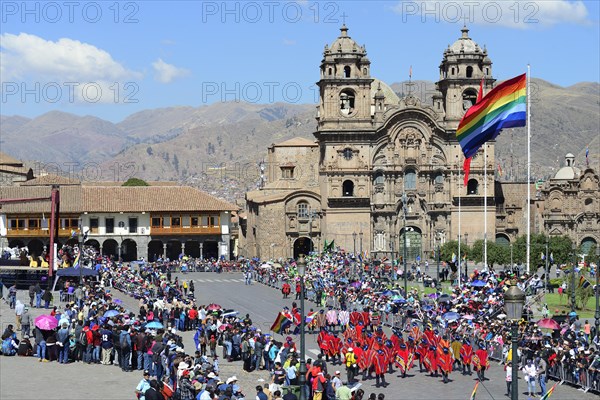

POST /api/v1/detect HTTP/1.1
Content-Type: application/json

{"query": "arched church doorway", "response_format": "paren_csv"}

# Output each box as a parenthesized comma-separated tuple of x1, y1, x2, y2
(293, 237, 313, 259)
(400, 227, 422, 262)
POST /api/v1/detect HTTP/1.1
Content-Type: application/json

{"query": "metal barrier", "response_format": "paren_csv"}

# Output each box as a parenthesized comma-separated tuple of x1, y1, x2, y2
(548, 360, 598, 393)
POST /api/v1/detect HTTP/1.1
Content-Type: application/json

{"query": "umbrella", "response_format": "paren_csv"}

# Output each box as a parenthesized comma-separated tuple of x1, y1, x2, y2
(113, 299, 123, 305)
(442, 312, 460, 321)
(471, 280, 486, 287)
(145, 321, 164, 329)
(497, 313, 507, 319)
(568, 311, 577, 317)
(207, 303, 222, 311)
(104, 310, 120, 318)
(35, 315, 58, 330)
(218, 324, 232, 332)
(462, 314, 475, 320)
(537, 318, 560, 330)
(221, 310, 239, 318)
(428, 293, 439, 299)
(438, 294, 452, 303)
(58, 318, 70, 327)
(350, 282, 361, 289)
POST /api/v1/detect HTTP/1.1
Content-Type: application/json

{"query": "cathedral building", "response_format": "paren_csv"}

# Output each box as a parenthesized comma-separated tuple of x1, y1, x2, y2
(241, 26, 599, 260)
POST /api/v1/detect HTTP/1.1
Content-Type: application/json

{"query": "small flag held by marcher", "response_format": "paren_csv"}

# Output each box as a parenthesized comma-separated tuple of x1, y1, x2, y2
(270, 312, 292, 334)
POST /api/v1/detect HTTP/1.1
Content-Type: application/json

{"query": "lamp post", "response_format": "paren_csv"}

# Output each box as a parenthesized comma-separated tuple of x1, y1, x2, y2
(359, 231, 363, 256)
(571, 243, 577, 312)
(353, 232, 357, 255)
(595, 246, 600, 338)
(297, 254, 307, 400)
(505, 283, 526, 400)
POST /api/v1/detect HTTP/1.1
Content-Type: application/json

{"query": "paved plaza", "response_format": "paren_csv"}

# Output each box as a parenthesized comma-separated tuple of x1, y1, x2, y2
(1, 271, 596, 400)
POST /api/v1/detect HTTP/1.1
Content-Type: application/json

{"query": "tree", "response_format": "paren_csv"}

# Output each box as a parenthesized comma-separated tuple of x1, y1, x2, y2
(470, 239, 484, 264)
(488, 242, 510, 268)
(122, 178, 149, 187)
(549, 235, 575, 266)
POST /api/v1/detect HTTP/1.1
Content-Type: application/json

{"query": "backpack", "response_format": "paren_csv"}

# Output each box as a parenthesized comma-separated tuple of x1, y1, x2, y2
(79, 330, 88, 345)
(120, 333, 129, 349)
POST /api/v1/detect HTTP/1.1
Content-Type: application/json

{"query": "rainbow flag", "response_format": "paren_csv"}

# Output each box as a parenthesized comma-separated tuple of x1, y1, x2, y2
(539, 383, 557, 400)
(270, 312, 292, 334)
(73, 253, 81, 269)
(457, 74, 527, 158)
(470, 381, 479, 400)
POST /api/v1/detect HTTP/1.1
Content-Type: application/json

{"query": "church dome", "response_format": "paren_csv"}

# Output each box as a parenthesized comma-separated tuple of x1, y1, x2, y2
(370, 78, 400, 104)
(448, 25, 481, 54)
(553, 153, 580, 180)
(328, 25, 365, 55)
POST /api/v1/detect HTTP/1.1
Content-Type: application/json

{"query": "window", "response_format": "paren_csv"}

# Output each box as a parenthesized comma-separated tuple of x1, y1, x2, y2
(404, 169, 416, 190)
(342, 180, 354, 197)
(106, 218, 115, 233)
(191, 216, 199, 227)
(90, 218, 99, 233)
(344, 66, 351, 78)
(172, 216, 181, 227)
(339, 90, 355, 115)
(297, 202, 309, 218)
(129, 217, 138, 234)
(208, 216, 218, 227)
(434, 173, 444, 184)
(343, 148, 353, 160)
(151, 217, 162, 228)
(10, 218, 25, 230)
(62, 218, 78, 229)
(462, 89, 478, 111)
(451, 67, 455, 75)
(328, 67, 332, 76)
(374, 171, 384, 186)
(281, 167, 294, 179)
(467, 179, 479, 195)
(466, 66, 473, 78)
(28, 219, 39, 229)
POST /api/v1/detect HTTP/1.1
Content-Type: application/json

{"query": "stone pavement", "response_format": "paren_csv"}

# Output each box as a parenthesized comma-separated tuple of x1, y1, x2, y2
(1, 271, 596, 400)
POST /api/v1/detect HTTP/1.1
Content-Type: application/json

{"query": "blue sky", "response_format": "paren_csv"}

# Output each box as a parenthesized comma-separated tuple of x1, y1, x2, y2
(1, 0, 598, 122)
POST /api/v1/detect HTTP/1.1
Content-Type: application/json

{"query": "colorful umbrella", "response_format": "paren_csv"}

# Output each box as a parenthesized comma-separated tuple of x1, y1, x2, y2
(218, 323, 232, 332)
(207, 303, 222, 311)
(104, 310, 120, 318)
(113, 299, 123, 305)
(462, 314, 475, 320)
(35, 315, 58, 330)
(471, 280, 486, 287)
(145, 321, 164, 329)
(536, 318, 560, 330)
(442, 312, 460, 321)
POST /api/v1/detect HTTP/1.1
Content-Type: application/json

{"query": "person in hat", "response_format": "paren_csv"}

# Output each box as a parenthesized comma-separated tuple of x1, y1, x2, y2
(344, 347, 357, 383)
(438, 346, 453, 383)
(473, 343, 489, 381)
(135, 370, 151, 400)
(460, 338, 473, 376)
(178, 370, 196, 400)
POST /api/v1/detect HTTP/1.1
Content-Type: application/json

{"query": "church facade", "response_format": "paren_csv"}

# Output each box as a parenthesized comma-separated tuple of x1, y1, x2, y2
(241, 26, 599, 261)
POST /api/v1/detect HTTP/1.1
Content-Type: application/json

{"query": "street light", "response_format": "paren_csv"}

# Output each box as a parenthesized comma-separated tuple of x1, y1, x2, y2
(544, 239, 549, 292)
(571, 243, 577, 312)
(353, 232, 357, 255)
(402, 192, 408, 298)
(510, 243, 513, 273)
(505, 283, 526, 400)
(359, 231, 363, 256)
(297, 254, 307, 400)
(435, 236, 441, 290)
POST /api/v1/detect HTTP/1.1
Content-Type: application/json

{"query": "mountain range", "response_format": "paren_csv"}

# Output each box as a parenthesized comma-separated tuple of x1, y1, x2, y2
(1, 78, 598, 202)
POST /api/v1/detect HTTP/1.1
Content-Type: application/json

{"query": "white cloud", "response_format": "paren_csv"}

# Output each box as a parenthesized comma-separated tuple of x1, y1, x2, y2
(0, 33, 142, 104)
(152, 58, 190, 84)
(0, 33, 141, 82)
(392, 0, 591, 29)
(282, 39, 297, 46)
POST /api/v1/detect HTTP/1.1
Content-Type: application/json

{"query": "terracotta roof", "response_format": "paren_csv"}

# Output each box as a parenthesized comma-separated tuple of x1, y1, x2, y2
(0, 152, 23, 166)
(0, 185, 238, 214)
(81, 181, 179, 186)
(21, 174, 81, 186)
(0, 186, 82, 213)
(273, 137, 318, 147)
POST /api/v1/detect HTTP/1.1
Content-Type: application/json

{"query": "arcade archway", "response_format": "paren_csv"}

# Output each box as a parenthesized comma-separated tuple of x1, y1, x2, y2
(293, 237, 313, 259)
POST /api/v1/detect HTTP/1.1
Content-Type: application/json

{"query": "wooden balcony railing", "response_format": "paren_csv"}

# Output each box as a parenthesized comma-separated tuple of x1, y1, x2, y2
(6, 228, 80, 237)
(150, 226, 221, 235)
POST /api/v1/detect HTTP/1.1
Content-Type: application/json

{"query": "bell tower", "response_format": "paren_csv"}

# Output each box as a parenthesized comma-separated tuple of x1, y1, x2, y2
(316, 25, 374, 131)
(435, 26, 495, 130)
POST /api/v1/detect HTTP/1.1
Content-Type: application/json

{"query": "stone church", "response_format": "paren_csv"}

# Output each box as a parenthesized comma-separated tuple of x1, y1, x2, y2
(241, 25, 599, 261)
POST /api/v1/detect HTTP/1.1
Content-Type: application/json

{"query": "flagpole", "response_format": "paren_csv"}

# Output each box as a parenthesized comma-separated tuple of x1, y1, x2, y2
(458, 168, 461, 288)
(484, 145, 488, 272)
(526, 64, 531, 274)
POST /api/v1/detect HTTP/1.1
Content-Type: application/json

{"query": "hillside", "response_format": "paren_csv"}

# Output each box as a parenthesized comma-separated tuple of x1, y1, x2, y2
(1, 79, 597, 202)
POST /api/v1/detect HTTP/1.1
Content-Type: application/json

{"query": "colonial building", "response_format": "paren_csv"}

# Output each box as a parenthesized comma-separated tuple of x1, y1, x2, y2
(0, 178, 238, 261)
(243, 25, 499, 260)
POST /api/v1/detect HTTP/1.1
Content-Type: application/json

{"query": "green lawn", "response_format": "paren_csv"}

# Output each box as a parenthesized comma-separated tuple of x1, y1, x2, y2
(543, 292, 596, 319)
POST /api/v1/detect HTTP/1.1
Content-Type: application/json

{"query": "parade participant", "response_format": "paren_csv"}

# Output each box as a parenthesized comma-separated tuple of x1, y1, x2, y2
(417, 338, 429, 373)
(282, 282, 291, 299)
(317, 328, 331, 361)
(450, 336, 462, 371)
(394, 342, 413, 378)
(373, 349, 388, 388)
(473, 342, 489, 381)
(426, 344, 439, 377)
(460, 338, 473, 375)
(326, 307, 338, 334)
(438, 346, 453, 383)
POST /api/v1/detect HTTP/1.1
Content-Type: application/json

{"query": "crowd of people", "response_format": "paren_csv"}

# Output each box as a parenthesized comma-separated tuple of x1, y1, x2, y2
(247, 252, 599, 397)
